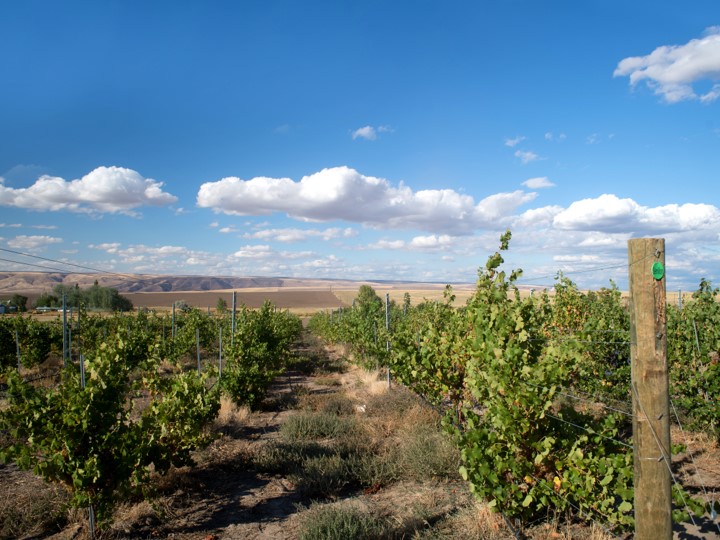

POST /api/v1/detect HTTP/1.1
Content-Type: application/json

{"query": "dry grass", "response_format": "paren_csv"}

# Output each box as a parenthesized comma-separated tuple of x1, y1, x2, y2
(339, 367, 391, 401)
(0, 471, 69, 539)
(213, 396, 251, 433)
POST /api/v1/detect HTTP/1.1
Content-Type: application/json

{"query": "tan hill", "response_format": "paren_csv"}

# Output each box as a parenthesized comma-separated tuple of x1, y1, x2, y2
(0, 271, 472, 296)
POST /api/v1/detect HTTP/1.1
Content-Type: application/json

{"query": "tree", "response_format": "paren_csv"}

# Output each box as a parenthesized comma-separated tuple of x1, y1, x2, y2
(34, 292, 59, 308)
(9, 294, 28, 312)
(216, 297, 228, 313)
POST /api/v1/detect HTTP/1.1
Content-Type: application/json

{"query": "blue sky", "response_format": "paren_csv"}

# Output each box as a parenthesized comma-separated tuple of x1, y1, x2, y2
(1, 1, 719, 291)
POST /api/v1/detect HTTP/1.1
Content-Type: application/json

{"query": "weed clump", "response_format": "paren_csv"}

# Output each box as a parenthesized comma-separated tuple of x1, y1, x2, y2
(297, 502, 387, 540)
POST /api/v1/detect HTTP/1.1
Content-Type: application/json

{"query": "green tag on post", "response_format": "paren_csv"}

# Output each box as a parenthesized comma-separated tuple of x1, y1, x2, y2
(652, 262, 665, 280)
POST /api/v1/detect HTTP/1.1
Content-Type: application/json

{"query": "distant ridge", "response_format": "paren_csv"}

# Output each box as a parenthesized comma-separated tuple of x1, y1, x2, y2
(0, 271, 472, 296)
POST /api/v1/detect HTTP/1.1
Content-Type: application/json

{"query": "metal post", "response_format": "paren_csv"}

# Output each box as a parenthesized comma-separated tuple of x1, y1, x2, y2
(62, 294, 68, 367)
(218, 326, 223, 381)
(196, 327, 201, 375)
(628, 238, 671, 540)
(231, 291, 237, 348)
(15, 328, 21, 371)
(385, 293, 390, 388)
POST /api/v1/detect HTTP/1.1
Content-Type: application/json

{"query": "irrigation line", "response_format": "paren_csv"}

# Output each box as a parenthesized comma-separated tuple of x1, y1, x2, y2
(631, 383, 699, 529)
(670, 397, 720, 534)
(545, 413, 633, 449)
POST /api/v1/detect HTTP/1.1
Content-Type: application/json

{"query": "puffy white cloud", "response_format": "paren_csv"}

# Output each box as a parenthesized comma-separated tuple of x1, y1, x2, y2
(352, 126, 377, 140)
(522, 177, 555, 189)
(505, 135, 526, 147)
(7, 235, 62, 250)
(409, 234, 456, 250)
(0, 166, 177, 215)
(514, 205, 564, 228)
(197, 166, 536, 235)
(614, 27, 720, 103)
(553, 194, 720, 234)
(352, 125, 392, 141)
(514, 150, 542, 164)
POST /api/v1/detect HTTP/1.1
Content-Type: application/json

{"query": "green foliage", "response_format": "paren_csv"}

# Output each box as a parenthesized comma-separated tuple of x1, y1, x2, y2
(220, 302, 302, 409)
(449, 232, 635, 526)
(0, 335, 219, 525)
(298, 503, 387, 540)
(309, 231, 710, 531)
(1, 293, 29, 312)
(667, 279, 720, 439)
(36, 283, 133, 311)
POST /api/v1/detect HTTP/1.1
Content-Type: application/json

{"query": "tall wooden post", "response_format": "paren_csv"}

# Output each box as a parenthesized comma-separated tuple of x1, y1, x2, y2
(628, 238, 671, 540)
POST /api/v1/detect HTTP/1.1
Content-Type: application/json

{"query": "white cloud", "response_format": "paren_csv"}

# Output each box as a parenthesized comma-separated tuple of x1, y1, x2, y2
(89, 242, 121, 253)
(544, 132, 567, 142)
(244, 227, 356, 243)
(0, 223, 22, 228)
(514, 150, 542, 164)
(553, 194, 720, 234)
(196, 166, 536, 235)
(367, 239, 406, 250)
(352, 126, 374, 140)
(0, 166, 177, 215)
(505, 135, 526, 147)
(614, 27, 720, 103)
(553, 254, 602, 263)
(522, 177, 555, 189)
(352, 125, 393, 140)
(514, 205, 564, 228)
(233, 245, 273, 259)
(409, 234, 456, 250)
(577, 232, 632, 248)
(7, 235, 62, 250)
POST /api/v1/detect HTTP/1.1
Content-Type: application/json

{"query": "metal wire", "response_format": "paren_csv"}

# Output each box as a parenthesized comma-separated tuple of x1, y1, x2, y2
(631, 383, 699, 528)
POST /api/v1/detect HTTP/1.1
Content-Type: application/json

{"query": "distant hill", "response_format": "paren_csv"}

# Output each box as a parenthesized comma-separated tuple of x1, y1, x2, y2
(0, 272, 466, 296)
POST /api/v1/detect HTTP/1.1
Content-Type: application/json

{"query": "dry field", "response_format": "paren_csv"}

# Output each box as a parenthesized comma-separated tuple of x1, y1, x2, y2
(123, 284, 481, 315)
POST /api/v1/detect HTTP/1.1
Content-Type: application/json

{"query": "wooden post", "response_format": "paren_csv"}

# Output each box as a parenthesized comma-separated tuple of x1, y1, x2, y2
(628, 238, 671, 540)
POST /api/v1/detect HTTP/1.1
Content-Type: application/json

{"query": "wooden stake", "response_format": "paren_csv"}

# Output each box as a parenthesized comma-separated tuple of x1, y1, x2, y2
(628, 238, 671, 540)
